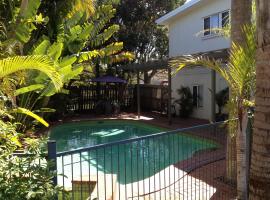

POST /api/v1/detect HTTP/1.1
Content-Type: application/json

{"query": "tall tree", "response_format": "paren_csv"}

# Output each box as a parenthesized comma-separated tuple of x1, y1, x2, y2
(230, 0, 252, 199)
(249, 0, 270, 199)
(114, 0, 185, 83)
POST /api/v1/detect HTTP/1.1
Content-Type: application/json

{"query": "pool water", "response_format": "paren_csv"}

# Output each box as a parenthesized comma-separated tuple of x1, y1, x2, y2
(49, 120, 217, 186)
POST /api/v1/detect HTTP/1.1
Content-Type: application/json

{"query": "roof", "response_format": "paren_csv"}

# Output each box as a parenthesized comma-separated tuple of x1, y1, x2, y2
(120, 49, 228, 72)
(156, 0, 203, 25)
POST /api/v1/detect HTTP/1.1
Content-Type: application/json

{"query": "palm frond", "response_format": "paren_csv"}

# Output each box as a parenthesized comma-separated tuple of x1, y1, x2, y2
(0, 55, 62, 90)
(38, 65, 83, 97)
(102, 52, 135, 65)
(69, 0, 95, 18)
(78, 50, 100, 62)
(11, 107, 49, 127)
(170, 55, 231, 85)
(88, 24, 120, 47)
(15, 84, 45, 96)
(229, 25, 256, 98)
(77, 42, 130, 63)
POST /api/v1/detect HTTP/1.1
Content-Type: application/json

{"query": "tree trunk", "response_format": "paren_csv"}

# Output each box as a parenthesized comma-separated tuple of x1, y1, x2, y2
(231, 0, 252, 45)
(226, 135, 237, 183)
(249, 1, 270, 199)
(237, 112, 249, 200)
(229, 1, 252, 198)
(19, 0, 29, 17)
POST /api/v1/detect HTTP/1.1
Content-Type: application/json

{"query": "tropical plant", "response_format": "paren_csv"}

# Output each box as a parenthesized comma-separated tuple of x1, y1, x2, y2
(174, 86, 193, 118)
(0, 7, 61, 127)
(0, 61, 62, 198)
(0, 0, 133, 130)
(0, 1, 134, 199)
(0, 55, 62, 127)
(230, 1, 253, 198)
(215, 87, 229, 121)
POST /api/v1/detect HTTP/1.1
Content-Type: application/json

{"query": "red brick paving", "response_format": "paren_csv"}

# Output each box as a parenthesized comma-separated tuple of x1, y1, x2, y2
(189, 160, 236, 200)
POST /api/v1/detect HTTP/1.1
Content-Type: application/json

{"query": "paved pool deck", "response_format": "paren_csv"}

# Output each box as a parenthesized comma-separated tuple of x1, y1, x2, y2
(84, 160, 235, 200)
(53, 112, 210, 130)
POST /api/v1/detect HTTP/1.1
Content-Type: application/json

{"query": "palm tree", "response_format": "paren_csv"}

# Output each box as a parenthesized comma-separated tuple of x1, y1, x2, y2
(0, 55, 62, 127)
(231, 1, 252, 199)
(170, 25, 256, 199)
(229, 0, 252, 199)
(249, 0, 270, 198)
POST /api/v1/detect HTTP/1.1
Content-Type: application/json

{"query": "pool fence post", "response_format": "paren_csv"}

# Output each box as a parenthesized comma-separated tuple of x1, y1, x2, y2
(137, 70, 141, 119)
(246, 110, 253, 200)
(211, 69, 216, 123)
(48, 140, 58, 199)
(168, 65, 172, 125)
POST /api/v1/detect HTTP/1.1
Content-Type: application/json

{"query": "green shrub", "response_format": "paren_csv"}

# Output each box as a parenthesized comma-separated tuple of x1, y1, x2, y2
(215, 87, 229, 115)
(0, 126, 62, 200)
(174, 86, 193, 118)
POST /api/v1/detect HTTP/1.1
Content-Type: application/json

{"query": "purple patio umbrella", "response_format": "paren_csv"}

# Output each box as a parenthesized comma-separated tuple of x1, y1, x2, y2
(91, 75, 127, 83)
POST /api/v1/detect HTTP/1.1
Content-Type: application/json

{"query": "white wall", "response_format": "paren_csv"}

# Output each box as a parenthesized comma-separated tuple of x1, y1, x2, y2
(172, 67, 227, 120)
(168, 0, 231, 57)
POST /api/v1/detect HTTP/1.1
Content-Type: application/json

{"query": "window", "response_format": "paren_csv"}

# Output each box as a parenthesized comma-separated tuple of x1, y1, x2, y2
(210, 14, 219, 34)
(203, 10, 230, 36)
(204, 17, 210, 36)
(193, 85, 203, 108)
(222, 11, 230, 27)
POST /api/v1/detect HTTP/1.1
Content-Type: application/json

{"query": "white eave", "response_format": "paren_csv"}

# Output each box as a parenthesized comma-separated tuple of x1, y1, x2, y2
(156, 0, 202, 25)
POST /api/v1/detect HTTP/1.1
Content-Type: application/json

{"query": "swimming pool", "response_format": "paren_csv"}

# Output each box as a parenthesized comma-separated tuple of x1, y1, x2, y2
(49, 120, 217, 187)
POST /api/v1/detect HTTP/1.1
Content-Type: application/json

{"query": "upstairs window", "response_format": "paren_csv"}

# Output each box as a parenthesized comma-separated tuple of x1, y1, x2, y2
(203, 10, 230, 36)
(204, 17, 210, 36)
(210, 14, 219, 34)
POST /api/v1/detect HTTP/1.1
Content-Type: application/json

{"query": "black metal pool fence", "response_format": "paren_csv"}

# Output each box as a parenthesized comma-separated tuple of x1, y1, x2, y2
(44, 120, 245, 200)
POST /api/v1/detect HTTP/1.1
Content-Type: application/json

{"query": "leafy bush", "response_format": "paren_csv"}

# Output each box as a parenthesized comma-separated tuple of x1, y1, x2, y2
(0, 126, 61, 200)
(215, 87, 229, 121)
(174, 86, 193, 118)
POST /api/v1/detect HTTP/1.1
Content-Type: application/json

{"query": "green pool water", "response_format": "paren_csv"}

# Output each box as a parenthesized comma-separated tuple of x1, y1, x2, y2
(49, 120, 217, 187)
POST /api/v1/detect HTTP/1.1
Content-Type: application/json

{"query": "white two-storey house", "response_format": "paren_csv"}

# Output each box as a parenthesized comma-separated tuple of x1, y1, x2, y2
(156, 0, 230, 120)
